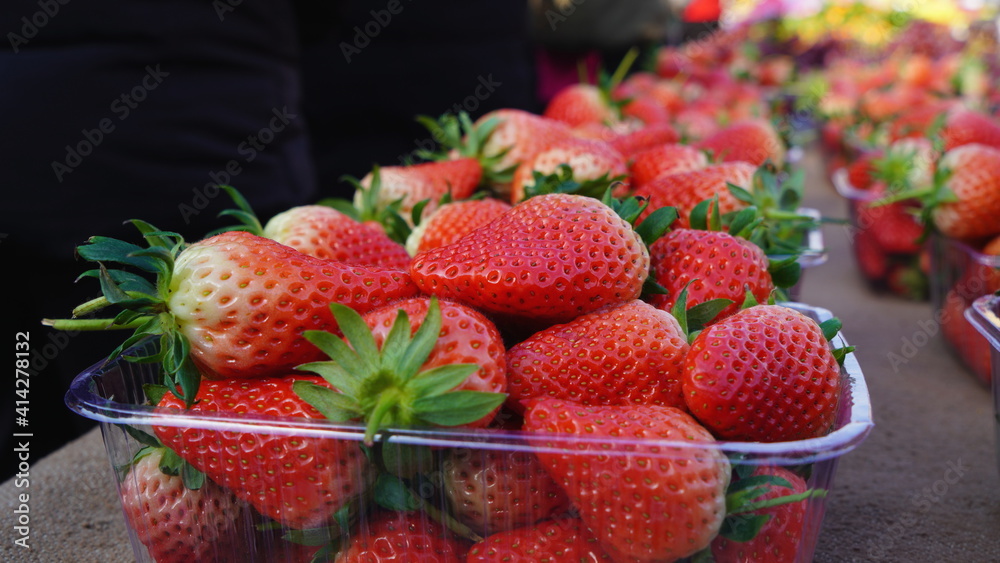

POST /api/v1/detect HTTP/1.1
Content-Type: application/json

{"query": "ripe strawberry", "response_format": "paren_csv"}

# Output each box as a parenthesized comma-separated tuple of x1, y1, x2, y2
(406, 198, 511, 255)
(941, 288, 992, 385)
(851, 224, 889, 281)
(711, 466, 810, 563)
(505, 300, 689, 412)
(522, 399, 731, 562)
(442, 448, 571, 535)
(635, 162, 756, 229)
(608, 122, 680, 158)
(56, 230, 418, 399)
(474, 109, 574, 191)
(845, 151, 884, 191)
(886, 265, 928, 301)
(335, 511, 469, 562)
(929, 144, 1000, 241)
(263, 205, 411, 270)
(121, 448, 245, 563)
(630, 143, 708, 187)
(544, 84, 613, 127)
(696, 119, 786, 167)
(942, 109, 1000, 151)
(648, 229, 774, 323)
(874, 138, 936, 193)
(357, 296, 508, 430)
(620, 95, 670, 126)
(867, 200, 923, 254)
(887, 100, 956, 142)
(466, 519, 610, 562)
(673, 108, 722, 141)
(683, 305, 842, 442)
(509, 139, 628, 203)
(358, 158, 482, 225)
(153, 375, 374, 529)
(410, 193, 650, 326)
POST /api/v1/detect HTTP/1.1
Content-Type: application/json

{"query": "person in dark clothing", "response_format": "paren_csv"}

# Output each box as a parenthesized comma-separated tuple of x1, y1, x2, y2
(0, 1, 321, 482)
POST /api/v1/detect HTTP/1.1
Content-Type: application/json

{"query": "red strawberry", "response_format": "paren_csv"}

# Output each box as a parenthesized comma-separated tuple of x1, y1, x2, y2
(505, 300, 689, 412)
(263, 205, 411, 270)
(544, 84, 613, 127)
(406, 198, 511, 255)
(476, 109, 575, 190)
(885, 265, 928, 301)
(410, 193, 650, 326)
(696, 119, 786, 167)
(868, 201, 923, 254)
(648, 229, 774, 323)
(942, 109, 1000, 151)
(630, 143, 708, 187)
(442, 448, 571, 535)
(167, 231, 418, 379)
(682, 305, 842, 442)
(620, 95, 670, 126)
(358, 296, 507, 430)
(466, 519, 610, 562)
(121, 448, 245, 563)
(941, 288, 993, 384)
(58, 230, 419, 394)
(335, 511, 468, 562)
(930, 144, 1000, 241)
(509, 138, 629, 203)
(887, 100, 957, 142)
(635, 162, 756, 228)
(608, 122, 680, 158)
(845, 150, 885, 191)
(674, 108, 722, 141)
(359, 159, 482, 225)
(522, 399, 731, 562)
(711, 466, 810, 563)
(154, 375, 374, 529)
(851, 223, 889, 282)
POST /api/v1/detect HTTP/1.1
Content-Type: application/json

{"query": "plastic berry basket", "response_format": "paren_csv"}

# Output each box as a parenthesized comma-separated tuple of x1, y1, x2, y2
(67, 303, 872, 563)
(832, 168, 928, 300)
(929, 234, 1000, 386)
(965, 294, 1000, 472)
(781, 207, 828, 302)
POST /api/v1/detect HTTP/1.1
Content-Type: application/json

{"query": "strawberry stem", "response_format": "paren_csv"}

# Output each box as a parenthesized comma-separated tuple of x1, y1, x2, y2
(364, 388, 404, 446)
(42, 317, 149, 331)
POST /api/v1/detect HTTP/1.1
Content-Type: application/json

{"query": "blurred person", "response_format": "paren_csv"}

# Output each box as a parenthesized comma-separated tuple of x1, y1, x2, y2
(0, 0, 327, 481)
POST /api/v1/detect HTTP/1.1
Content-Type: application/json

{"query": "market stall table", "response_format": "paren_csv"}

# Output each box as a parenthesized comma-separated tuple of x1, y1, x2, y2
(2, 147, 998, 562)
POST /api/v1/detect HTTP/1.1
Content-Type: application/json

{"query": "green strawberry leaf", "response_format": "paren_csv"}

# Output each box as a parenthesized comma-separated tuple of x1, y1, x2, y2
(77, 236, 160, 273)
(741, 287, 760, 310)
(297, 360, 361, 399)
(728, 183, 756, 205)
(768, 256, 802, 289)
(819, 318, 843, 343)
(398, 299, 444, 382)
(158, 447, 184, 476)
(373, 473, 421, 512)
(720, 513, 771, 542)
(634, 206, 677, 247)
(832, 346, 856, 365)
(689, 199, 711, 231)
(122, 424, 161, 448)
(329, 303, 381, 374)
(316, 197, 362, 222)
(292, 382, 361, 423)
(76, 269, 157, 297)
(408, 364, 481, 398)
(181, 460, 205, 491)
(726, 207, 761, 240)
(283, 527, 340, 547)
(687, 299, 735, 332)
(303, 330, 368, 392)
(142, 384, 170, 407)
(412, 391, 506, 426)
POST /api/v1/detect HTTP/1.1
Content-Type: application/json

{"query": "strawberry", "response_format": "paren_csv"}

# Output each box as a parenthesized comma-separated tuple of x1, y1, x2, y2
(873, 138, 936, 193)
(941, 288, 993, 384)
(120, 448, 245, 563)
(410, 193, 650, 326)
(522, 399, 731, 562)
(928, 144, 1000, 241)
(942, 109, 1000, 151)
(466, 519, 610, 562)
(262, 205, 412, 270)
(153, 375, 374, 529)
(845, 151, 884, 191)
(50, 230, 418, 399)
(442, 448, 571, 535)
(620, 96, 670, 126)
(544, 84, 613, 128)
(505, 300, 689, 412)
(886, 265, 928, 301)
(683, 305, 842, 442)
(358, 158, 482, 225)
(405, 198, 511, 255)
(630, 143, 708, 187)
(472, 109, 574, 192)
(509, 138, 629, 203)
(711, 466, 810, 563)
(674, 108, 722, 141)
(851, 224, 889, 281)
(696, 119, 786, 167)
(635, 162, 756, 229)
(867, 199, 923, 254)
(648, 229, 775, 323)
(335, 511, 469, 562)
(608, 122, 680, 158)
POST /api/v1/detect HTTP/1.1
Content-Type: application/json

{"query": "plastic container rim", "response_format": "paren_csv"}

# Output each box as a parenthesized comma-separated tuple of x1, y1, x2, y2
(66, 303, 873, 464)
(967, 293, 1000, 350)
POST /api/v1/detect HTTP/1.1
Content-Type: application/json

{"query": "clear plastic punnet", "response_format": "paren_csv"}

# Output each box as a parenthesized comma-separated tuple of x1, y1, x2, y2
(966, 294, 1000, 473)
(67, 303, 872, 563)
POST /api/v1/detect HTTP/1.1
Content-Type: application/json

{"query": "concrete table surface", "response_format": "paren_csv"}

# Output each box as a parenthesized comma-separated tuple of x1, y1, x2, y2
(2, 147, 998, 562)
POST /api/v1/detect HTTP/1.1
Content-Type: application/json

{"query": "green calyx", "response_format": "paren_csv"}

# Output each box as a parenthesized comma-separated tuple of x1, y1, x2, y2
(207, 185, 264, 237)
(600, 190, 678, 298)
(727, 165, 818, 257)
(42, 222, 202, 405)
(121, 420, 205, 490)
(819, 317, 855, 366)
(415, 111, 516, 186)
(294, 297, 506, 446)
(331, 165, 413, 244)
(669, 281, 733, 345)
(522, 164, 626, 202)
